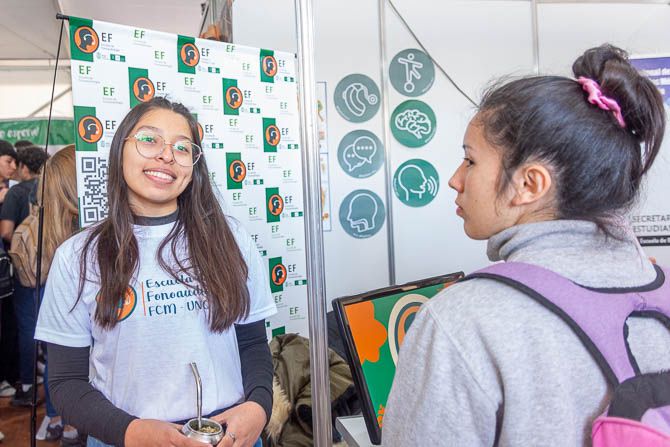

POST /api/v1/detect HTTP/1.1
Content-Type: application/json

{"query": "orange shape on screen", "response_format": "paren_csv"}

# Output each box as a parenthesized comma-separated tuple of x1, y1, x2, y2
(345, 301, 388, 364)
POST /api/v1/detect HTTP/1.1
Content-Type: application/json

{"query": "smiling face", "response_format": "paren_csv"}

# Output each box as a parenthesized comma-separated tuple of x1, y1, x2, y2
(448, 117, 518, 240)
(122, 108, 194, 217)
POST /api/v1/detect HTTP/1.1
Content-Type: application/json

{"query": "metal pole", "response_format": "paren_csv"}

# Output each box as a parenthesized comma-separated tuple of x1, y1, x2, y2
(294, 0, 332, 445)
(378, 0, 397, 286)
(531, 0, 541, 74)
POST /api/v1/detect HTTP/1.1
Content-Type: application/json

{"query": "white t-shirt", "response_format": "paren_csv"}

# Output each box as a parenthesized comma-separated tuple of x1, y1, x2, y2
(35, 218, 276, 422)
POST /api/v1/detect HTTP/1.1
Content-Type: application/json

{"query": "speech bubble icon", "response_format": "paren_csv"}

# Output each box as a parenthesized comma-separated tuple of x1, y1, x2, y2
(343, 143, 366, 172)
(351, 136, 377, 164)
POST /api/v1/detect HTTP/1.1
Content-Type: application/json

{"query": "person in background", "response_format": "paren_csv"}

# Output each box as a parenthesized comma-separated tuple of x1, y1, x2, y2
(0, 140, 18, 402)
(383, 44, 670, 446)
(36, 97, 275, 447)
(32, 145, 84, 445)
(0, 145, 48, 407)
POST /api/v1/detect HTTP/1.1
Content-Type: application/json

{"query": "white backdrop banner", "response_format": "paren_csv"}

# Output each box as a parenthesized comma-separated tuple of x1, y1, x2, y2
(68, 16, 308, 336)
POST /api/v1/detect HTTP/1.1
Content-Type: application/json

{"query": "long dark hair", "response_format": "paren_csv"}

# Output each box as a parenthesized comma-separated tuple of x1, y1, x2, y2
(78, 97, 250, 332)
(477, 44, 665, 230)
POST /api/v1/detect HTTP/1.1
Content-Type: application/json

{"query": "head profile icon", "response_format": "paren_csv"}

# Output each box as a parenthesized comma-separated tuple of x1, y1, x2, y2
(396, 164, 437, 201)
(268, 194, 284, 216)
(133, 78, 155, 102)
(346, 193, 378, 233)
(230, 160, 246, 182)
(78, 116, 103, 144)
(263, 56, 277, 77)
(271, 264, 287, 286)
(226, 87, 243, 109)
(180, 43, 200, 67)
(265, 125, 281, 146)
(75, 27, 99, 53)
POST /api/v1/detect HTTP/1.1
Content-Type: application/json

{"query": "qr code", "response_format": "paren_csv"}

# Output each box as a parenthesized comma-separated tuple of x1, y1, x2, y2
(80, 156, 109, 225)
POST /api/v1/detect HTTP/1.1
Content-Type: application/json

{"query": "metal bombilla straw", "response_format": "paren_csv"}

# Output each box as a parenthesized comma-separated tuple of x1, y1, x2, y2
(190, 362, 203, 430)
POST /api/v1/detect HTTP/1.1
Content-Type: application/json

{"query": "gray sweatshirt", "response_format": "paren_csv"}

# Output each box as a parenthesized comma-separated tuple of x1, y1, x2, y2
(383, 220, 670, 446)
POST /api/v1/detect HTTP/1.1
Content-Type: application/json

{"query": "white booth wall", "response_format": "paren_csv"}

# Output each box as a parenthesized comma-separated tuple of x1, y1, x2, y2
(234, 0, 670, 303)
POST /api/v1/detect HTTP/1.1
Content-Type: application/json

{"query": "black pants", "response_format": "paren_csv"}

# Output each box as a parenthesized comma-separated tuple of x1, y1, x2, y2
(0, 295, 19, 384)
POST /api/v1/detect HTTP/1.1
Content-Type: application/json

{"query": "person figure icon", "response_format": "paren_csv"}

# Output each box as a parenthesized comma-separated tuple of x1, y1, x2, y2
(398, 53, 423, 93)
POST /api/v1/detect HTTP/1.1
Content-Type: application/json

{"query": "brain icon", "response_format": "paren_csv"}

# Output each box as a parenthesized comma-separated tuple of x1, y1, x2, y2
(394, 109, 432, 139)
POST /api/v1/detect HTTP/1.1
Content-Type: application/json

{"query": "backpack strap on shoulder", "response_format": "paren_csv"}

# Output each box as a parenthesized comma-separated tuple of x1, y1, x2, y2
(464, 262, 670, 387)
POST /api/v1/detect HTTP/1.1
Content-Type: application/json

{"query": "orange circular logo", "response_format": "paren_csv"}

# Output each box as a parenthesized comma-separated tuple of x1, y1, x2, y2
(271, 264, 287, 286)
(268, 193, 284, 216)
(229, 160, 246, 183)
(132, 77, 155, 102)
(78, 116, 103, 144)
(197, 122, 204, 142)
(265, 124, 281, 147)
(262, 55, 278, 77)
(225, 86, 243, 110)
(116, 287, 137, 321)
(74, 26, 99, 54)
(180, 43, 200, 67)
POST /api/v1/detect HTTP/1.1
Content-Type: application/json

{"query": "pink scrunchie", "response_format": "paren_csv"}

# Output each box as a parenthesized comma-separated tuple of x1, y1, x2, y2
(577, 77, 626, 128)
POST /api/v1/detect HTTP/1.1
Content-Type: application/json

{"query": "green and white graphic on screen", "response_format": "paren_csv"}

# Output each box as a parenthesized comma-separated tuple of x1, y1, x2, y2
(339, 190, 385, 239)
(344, 283, 449, 428)
(393, 159, 439, 207)
(390, 100, 436, 147)
(389, 49, 435, 97)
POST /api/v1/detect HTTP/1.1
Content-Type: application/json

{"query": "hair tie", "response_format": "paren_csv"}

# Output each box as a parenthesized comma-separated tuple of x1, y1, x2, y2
(576, 77, 626, 128)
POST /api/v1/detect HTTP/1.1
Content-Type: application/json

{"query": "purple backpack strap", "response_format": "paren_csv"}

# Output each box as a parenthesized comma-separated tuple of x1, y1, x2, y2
(465, 262, 670, 386)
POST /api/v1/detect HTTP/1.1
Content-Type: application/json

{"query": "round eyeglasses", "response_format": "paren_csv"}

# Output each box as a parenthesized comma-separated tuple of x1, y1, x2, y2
(127, 131, 202, 167)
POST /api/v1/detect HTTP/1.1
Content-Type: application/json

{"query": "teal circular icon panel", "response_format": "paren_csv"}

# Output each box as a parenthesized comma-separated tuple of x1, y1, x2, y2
(389, 49, 435, 97)
(337, 130, 384, 179)
(334, 74, 381, 123)
(339, 190, 386, 239)
(393, 159, 439, 207)
(390, 100, 436, 147)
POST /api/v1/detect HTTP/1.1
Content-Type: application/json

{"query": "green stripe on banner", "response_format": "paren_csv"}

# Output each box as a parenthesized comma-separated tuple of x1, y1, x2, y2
(272, 326, 286, 337)
(268, 256, 285, 293)
(263, 118, 279, 153)
(128, 67, 154, 108)
(73, 106, 101, 152)
(266, 187, 281, 223)
(69, 17, 96, 62)
(0, 120, 74, 146)
(260, 49, 276, 83)
(177, 35, 198, 74)
(226, 152, 244, 190)
(223, 78, 241, 116)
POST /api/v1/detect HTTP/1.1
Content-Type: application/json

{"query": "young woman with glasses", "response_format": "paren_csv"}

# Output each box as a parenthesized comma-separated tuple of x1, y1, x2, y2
(36, 97, 276, 447)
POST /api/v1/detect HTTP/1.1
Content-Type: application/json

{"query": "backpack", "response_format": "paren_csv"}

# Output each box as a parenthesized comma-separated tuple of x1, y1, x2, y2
(466, 261, 670, 447)
(0, 244, 13, 299)
(9, 205, 50, 288)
